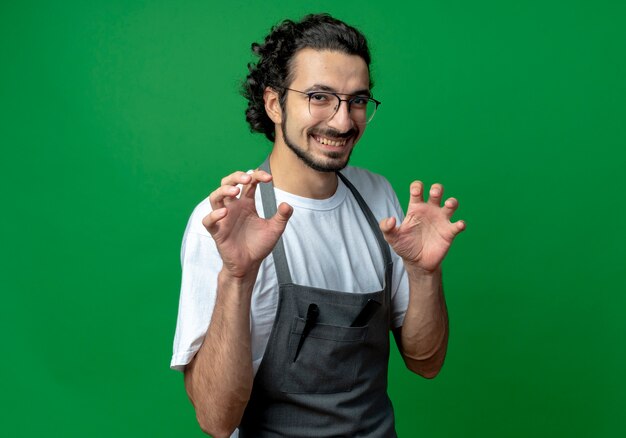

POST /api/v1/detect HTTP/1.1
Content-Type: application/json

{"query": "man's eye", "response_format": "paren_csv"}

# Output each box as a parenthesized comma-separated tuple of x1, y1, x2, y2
(351, 97, 369, 106)
(310, 93, 330, 102)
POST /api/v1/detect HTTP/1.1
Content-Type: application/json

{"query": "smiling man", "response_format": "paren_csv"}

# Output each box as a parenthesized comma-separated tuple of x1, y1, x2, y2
(171, 13, 465, 437)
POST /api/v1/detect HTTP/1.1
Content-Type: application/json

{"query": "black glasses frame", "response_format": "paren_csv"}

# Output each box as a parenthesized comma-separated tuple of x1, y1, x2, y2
(283, 87, 381, 124)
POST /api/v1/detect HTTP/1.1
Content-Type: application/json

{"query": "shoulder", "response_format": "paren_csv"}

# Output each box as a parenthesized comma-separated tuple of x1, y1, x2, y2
(184, 196, 213, 237)
(339, 166, 403, 221)
(340, 166, 396, 200)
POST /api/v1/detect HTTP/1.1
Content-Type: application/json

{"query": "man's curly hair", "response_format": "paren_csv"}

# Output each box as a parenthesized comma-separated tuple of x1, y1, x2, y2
(242, 13, 372, 142)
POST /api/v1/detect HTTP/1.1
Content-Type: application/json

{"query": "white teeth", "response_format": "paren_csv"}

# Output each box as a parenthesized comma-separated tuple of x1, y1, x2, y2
(314, 136, 346, 147)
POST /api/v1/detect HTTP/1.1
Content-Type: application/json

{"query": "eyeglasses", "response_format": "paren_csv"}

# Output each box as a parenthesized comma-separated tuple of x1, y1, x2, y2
(284, 88, 381, 124)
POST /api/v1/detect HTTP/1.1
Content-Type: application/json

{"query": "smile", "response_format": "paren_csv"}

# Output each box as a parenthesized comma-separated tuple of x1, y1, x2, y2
(313, 135, 347, 147)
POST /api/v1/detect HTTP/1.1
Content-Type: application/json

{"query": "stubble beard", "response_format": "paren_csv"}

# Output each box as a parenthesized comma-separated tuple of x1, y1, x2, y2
(280, 113, 358, 173)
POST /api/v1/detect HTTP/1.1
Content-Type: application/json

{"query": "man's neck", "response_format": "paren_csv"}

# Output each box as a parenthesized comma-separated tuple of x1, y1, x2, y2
(268, 144, 339, 200)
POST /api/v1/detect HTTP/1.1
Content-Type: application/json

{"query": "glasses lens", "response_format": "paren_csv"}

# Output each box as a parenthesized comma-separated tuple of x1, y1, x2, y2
(347, 97, 378, 124)
(352, 98, 379, 124)
(363, 99, 378, 124)
(307, 93, 379, 124)
(308, 92, 337, 120)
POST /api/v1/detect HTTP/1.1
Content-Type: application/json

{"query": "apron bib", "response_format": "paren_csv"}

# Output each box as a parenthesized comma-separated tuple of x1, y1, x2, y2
(239, 159, 397, 437)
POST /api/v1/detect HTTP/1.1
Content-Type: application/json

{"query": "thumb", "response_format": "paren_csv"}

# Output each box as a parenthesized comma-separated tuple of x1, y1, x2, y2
(379, 217, 398, 244)
(271, 202, 293, 230)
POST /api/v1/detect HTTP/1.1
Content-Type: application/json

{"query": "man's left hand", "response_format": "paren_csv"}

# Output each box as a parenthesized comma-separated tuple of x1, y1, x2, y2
(380, 181, 465, 273)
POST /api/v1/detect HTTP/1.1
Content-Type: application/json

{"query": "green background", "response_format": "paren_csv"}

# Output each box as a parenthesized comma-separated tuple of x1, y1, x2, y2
(2, 0, 625, 436)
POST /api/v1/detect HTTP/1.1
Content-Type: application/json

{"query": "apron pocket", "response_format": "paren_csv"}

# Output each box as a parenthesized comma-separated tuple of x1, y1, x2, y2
(280, 316, 368, 394)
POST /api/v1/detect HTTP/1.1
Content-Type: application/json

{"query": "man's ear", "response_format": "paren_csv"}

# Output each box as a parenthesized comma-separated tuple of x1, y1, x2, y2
(264, 87, 283, 124)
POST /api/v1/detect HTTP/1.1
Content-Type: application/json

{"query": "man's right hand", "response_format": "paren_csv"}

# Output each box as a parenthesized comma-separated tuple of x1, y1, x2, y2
(202, 170, 293, 279)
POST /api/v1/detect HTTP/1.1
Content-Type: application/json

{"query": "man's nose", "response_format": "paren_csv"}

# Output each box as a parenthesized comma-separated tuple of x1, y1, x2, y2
(326, 100, 354, 132)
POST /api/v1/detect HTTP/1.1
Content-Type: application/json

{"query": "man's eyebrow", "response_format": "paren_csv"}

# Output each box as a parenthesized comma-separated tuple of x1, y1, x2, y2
(303, 84, 371, 97)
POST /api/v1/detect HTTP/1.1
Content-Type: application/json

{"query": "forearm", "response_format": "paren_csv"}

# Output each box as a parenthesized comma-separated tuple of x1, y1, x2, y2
(184, 270, 256, 437)
(398, 266, 448, 378)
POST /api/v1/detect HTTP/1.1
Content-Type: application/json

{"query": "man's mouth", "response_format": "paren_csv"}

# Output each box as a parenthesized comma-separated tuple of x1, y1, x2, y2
(313, 135, 347, 147)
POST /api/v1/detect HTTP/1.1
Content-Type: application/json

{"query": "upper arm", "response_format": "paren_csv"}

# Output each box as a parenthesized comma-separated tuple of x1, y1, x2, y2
(171, 206, 222, 372)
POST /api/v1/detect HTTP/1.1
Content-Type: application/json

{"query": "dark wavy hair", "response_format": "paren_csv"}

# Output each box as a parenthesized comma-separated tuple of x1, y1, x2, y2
(242, 13, 372, 142)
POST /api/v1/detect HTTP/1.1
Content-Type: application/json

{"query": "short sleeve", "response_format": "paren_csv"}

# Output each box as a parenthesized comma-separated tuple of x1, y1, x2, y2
(170, 199, 222, 372)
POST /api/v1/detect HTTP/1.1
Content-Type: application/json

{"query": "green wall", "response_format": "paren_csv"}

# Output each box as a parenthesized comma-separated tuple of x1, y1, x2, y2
(2, 1, 625, 436)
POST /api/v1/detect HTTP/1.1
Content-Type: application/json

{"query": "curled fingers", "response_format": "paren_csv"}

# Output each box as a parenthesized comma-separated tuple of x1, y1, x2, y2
(208, 171, 250, 209)
(409, 181, 424, 205)
(442, 197, 459, 219)
(201, 208, 228, 235)
(240, 169, 272, 200)
(428, 183, 443, 206)
(209, 170, 267, 209)
(209, 185, 240, 210)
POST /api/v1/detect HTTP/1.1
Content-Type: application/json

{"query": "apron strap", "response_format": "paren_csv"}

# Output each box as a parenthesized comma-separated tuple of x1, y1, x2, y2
(259, 157, 293, 284)
(337, 171, 394, 317)
(336, 171, 394, 273)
